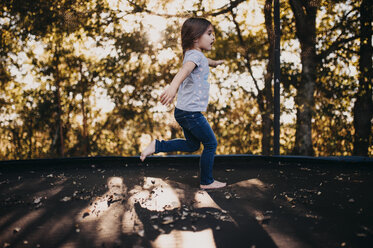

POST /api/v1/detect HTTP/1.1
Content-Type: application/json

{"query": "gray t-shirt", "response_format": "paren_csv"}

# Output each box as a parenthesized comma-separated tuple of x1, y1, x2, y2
(176, 49, 210, 112)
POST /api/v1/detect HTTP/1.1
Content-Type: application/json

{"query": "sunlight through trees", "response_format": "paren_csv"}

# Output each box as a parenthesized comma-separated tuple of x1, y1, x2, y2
(0, 0, 371, 159)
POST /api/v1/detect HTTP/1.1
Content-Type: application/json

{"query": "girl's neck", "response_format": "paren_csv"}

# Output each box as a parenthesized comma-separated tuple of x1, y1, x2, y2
(187, 46, 202, 52)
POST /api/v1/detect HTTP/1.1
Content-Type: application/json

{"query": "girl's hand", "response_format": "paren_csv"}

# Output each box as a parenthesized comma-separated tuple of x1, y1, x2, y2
(159, 61, 196, 106)
(160, 85, 178, 106)
(208, 58, 224, 67)
(214, 60, 224, 66)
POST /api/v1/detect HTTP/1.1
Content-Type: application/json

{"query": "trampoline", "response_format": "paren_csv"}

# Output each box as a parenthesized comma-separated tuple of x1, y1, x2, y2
(0, 155, 372, 248)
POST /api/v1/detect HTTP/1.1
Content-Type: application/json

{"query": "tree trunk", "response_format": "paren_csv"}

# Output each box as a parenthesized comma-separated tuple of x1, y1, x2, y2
(28, 124, 33, 158)
(54, 46, 65, 157)
(289, 0, 318, 156)
(262, 0, 275, 155)
(80, 63, 89, 156)
(56, 81, 65, 156)
(82, 87, 89, 156)
(353, 0, 372, 156)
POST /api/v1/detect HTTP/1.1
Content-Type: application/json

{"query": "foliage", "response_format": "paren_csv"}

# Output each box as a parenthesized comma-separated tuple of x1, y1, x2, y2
(0, 0, 371, 159)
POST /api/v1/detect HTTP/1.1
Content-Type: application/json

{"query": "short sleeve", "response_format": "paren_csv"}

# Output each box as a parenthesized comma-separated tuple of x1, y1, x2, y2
(183, 50, 202, 67)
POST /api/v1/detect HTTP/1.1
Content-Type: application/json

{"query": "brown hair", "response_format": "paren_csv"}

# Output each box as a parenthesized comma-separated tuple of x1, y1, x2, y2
(181, 17, 212, 55)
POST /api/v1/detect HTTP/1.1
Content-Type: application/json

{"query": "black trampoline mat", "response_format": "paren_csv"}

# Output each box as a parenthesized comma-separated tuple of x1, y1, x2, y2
(0, 156, 372, 248)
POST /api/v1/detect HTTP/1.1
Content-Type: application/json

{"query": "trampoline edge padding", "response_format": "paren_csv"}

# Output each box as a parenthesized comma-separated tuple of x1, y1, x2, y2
(0, 154, 372, 168)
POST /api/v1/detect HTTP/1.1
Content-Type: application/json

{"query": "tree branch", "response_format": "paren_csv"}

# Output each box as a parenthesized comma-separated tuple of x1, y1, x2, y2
(228, 5, 260, 96)
(210, 0, 246, 16)
(126, 0, 246, 18)
(245, 56, 261, 97)
(230, 8, 245, 47)
(316, 35, 359, 62)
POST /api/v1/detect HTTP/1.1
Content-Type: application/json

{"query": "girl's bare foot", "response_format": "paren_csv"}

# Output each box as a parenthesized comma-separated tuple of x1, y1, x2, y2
(140, 140, 156, 162)
(200, 180, 226, 189)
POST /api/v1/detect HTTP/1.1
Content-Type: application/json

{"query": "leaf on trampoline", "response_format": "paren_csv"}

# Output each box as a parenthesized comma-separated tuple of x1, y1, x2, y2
(162, 216, 174, 225)
(264, 210, 273, 215)
(255, 214, 271, 224)
(224, 191, 233, 199)
(356, 233, 367, 237)
(138, 229, 145, 237)
(33, 197, 42, 204)
(0, 179, 9, 185)
(82, 208, 90, 218)
(150, 215, 158, 220)
(13, 227, 21, 233)
(285, 195, 294, 203)
(335, 175, 344, 181)
(305, 213, 318, 219)
(61, 196, 72, 202)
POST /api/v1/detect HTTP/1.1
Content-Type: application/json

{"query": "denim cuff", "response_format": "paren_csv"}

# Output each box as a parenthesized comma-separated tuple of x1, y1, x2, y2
(154, 139, 160, 154)
(200, 179, 214, 185)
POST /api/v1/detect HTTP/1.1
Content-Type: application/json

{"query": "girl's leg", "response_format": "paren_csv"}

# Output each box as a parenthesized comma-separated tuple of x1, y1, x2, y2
(187, 114, 226, 188)
(140, 122, 200, 162)
(155, 128, 200, 153)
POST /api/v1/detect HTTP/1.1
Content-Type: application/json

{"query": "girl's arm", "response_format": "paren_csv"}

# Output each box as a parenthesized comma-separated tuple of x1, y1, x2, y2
(160, 61, 196, 106)
(208, 58, 224, 67)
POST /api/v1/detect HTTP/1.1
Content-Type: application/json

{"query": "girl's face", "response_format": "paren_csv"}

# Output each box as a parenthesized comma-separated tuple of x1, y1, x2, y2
(194, 25, 215, 51)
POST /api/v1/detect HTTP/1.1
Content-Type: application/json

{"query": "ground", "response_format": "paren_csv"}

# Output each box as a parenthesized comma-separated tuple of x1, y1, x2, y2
(0, 156, 372, 248)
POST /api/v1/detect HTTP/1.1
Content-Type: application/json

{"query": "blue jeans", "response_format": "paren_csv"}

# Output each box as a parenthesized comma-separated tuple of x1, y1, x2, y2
(155, 108, 217, 185)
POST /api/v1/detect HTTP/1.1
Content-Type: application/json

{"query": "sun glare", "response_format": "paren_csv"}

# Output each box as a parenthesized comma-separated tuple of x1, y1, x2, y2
(144, 15, 168, 44)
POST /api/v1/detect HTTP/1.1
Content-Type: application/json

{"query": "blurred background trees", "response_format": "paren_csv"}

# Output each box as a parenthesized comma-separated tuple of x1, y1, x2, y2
(0, 0, 371, 159)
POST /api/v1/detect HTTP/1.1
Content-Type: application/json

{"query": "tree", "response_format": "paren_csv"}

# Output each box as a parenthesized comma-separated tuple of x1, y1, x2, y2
(353, 0, 372, 156)
(0, 0, 371, 159)
(289, 0, 319, 156)
(209, 0, 274, 155)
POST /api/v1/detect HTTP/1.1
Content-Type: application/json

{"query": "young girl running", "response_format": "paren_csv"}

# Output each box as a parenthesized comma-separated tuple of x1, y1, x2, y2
(140, 17, 226, 189)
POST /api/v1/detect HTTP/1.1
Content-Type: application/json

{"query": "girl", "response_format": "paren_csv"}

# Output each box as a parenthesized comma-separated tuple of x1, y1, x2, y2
(140, 17, 226, 189)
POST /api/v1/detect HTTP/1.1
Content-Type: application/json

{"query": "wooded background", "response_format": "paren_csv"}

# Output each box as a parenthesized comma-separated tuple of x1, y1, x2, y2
(0, 0, 372, 159)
